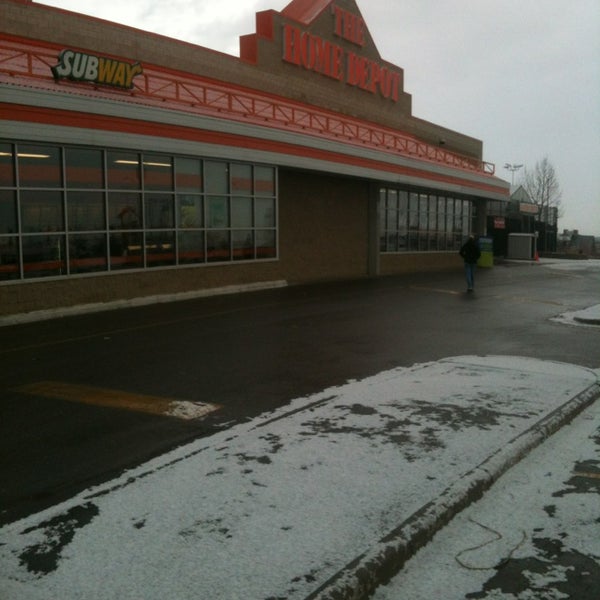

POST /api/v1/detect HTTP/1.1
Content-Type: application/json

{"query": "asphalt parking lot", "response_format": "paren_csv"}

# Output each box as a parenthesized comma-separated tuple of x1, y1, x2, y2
(1, 259, 599, 525)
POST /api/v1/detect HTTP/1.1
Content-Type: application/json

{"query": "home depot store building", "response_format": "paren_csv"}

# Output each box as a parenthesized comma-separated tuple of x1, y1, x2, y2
(0, 0, 510, 319)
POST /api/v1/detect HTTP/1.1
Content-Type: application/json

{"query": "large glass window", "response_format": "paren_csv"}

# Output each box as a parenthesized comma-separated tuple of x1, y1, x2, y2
(0, 142, 278, 280)
(146, 231, 175, 268)
(207, 196, 229, 229)
(67, 191, 105, 231)
(255, 166, 275, 196)
(256, 230, 276, 259)
(0, 143, 15, 187)
(0, 190, 17, 234)
(380, 186, 474, 253)
(143, 155, 173, 191)
(178, 230, 204, 264)
(256, 197, 275, 228)
(0, 236, 19, 281)
(69, 233, 107, 274)
(231, 163, 252, 196)
(205, 161, 229, 194)
(22, 235, 66, 278)
(107, 151, 141, 190)
(110, 231, 142, 270)
(178, 195, 203, 228)
(20, 191, 64, 233)
(145, 194, 174, 229)
(175, 158, 202, 192)
(109, 193, 143, 230)
(65, 147, 103, 189)
(232, 197, 253, 228)
(18, 145, 62, 188)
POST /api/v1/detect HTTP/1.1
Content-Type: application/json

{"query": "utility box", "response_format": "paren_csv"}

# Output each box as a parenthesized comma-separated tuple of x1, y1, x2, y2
(477, 237, 494, 268)
(507, 233, 536, 260)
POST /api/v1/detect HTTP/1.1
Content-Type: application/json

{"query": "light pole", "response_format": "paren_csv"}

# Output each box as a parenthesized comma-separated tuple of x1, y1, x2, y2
(503, 163, 523, 188)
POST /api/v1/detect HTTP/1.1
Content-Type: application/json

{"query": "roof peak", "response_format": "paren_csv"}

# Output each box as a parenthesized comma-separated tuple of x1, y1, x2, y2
(281, 0, 335, 24)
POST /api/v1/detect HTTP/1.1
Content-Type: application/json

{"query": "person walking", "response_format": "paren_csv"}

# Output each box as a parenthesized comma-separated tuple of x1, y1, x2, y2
(459, 235, 481, 292)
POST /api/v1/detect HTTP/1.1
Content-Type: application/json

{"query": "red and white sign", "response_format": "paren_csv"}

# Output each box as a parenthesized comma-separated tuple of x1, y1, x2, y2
(282, 4, 401, 102)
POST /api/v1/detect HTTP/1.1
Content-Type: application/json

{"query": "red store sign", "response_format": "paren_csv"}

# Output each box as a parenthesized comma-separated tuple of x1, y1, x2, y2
(282, 4, 401, 102)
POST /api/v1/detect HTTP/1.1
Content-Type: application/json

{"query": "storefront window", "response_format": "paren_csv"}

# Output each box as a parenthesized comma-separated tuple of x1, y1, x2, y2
(446, 201, 454, 234)
(232, 196, 253, 228)
(107, 151, 141, 190)
(207, 230, 230, 262)
(0, 143, 15, 187)
(144, 155, 173, 191)
(67, 191, 105, 231)
(22, 234, 66, 278)
(205, 161, 229, 194)
(380, 186, 473, 253)
(18, 145, 62, 188)
(0, 236, 19, 281)
(256, 230, 276, 258)
(145, 193, 174, 229)
(256, 197, 275, 228)
(178, 231, 204, 264)
(231, 164, 252, 196)
(207, 196, 229, 228)
(0, 190, 17, 234)
(109, 193, 142, 230)
(20, 190, 64, 233)
(69, 233, 107, 274)
(146, 231, 175, 267)
(233, 230, 254, 260)
(1, 141, 278, 280)
(66, 147, 104, 189)
(178, 195, 203, 228)
(255, 166, 275, 197)
(175, 158, 202, 192)
(110, 231, 143, 270)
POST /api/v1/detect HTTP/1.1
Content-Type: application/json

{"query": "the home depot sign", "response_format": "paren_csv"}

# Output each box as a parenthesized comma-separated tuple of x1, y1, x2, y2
(283, 4, 401, 101)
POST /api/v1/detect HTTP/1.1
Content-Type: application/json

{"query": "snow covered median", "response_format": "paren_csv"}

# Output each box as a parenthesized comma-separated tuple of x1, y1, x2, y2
(1, 356, 598, 600)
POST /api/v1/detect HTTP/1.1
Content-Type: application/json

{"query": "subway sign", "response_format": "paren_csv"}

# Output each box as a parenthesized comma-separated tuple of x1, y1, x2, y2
(282, 4, 401, 102)
(51, 49, 143, 89)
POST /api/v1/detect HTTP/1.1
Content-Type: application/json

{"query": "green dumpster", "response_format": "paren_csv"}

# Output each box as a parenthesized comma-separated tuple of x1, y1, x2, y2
(477, 236, 494, 268)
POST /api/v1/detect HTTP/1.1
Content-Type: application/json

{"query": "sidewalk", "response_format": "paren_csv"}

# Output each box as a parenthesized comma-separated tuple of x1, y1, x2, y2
(1, 356, 599, 600)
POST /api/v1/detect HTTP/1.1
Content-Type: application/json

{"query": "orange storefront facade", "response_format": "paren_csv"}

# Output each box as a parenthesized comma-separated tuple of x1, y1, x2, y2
(0, 0, 509, 320)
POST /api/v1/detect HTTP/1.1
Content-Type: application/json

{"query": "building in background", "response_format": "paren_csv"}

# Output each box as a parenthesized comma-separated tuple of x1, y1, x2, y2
(487, 186, 558, 257)
(558, 230, 598, 257)
(0, 0, 509, 318)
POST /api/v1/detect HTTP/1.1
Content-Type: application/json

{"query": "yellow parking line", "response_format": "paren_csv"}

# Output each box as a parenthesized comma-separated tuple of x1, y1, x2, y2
(15, 381, 220, 421)
(572, 471, 600, 480)
(409, 285, 462, 296)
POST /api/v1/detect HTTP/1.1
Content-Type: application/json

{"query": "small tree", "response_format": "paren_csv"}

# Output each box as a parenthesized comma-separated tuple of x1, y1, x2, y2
(522, 156, 563, 219)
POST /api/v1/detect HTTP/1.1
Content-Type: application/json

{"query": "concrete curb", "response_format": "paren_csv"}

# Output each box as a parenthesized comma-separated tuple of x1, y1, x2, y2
(0, 280, 288, 327)
(306, 381, 600, 600)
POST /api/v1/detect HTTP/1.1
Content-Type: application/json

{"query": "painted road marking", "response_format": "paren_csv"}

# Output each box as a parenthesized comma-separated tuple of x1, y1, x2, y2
(15, 381, 220, 421)
(572, 471, 600, 480)
(409, 286, 461, 296)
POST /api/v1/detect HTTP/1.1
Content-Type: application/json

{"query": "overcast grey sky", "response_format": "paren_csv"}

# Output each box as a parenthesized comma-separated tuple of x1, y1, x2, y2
(42, 0, 600, 234)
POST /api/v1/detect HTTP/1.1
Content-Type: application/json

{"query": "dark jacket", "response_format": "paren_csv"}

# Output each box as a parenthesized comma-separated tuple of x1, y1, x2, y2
(460, 238, 481, 264)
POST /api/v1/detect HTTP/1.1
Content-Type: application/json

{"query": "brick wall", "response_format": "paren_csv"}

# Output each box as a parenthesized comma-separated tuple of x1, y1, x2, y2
(278, 169, 370, 283)
(0, 262, 286, 317)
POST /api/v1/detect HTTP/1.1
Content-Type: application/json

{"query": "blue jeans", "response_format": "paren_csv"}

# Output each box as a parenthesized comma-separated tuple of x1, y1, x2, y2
(464, 262, 476, 290)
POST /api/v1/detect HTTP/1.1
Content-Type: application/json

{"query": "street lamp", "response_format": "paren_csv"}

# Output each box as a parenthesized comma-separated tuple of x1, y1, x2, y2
(504, 163, 523, 187)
